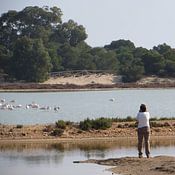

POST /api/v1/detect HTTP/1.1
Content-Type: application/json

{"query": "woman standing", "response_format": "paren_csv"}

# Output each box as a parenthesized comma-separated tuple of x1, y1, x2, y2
(136, 104, 151, 158)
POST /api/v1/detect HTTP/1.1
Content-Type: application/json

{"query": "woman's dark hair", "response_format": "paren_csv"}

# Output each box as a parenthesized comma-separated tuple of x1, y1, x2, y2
(139, 104, 147, 112)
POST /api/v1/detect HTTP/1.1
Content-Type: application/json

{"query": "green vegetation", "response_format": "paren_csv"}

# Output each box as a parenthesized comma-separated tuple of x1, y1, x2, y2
(47, 117, 175, 137)
(1, 6, 175, 82)
(51, 128, 64, 136)
(16, 124, 23, 128)
(55, 120, 66, 129)
(79, 117, 112, 131)
(111, 116, 136, 122)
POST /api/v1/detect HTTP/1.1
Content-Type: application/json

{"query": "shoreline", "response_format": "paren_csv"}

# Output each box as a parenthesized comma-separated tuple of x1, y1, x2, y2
(0, 135, 175, 144)
(1, 120, 175, 143)
(80, 156, 175, 175)
(1, 74, 175, 91)
(1, 82, 175, 90)
(1, 86, 175, 92)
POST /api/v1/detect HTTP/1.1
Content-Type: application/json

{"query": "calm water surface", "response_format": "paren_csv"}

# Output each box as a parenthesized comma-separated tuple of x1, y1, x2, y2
(0, 89, 175, 124)
(0, 138, 175, 175)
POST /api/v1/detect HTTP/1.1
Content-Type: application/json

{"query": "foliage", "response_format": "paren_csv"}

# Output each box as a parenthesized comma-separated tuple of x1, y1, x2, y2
(51, 128, 64, 136)
(55, 120, 66, 129)
(79, 117, 112, 131)
(1, 6, 175, 82)
(105, 39, 135, 52)
(9, 37, 51, 82)
(112, 116, 136, 122)
(118, 52, 144, 82)
(79, 118, 92, 131)
(141, 50, 165, 75)
(16, 124, 23, 128)
(92, 117, 112, 130)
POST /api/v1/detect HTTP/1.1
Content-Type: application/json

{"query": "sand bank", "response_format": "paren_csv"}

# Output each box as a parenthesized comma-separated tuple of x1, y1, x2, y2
(78, 156, 175, 175)
(1, 74, 175, 91)
(0, 120, 174, 142)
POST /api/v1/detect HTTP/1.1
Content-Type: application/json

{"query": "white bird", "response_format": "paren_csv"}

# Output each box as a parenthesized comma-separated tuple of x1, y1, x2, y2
(8, 105, 14, 110)
(31, 103, 39, 109)
(15, 104, 22, 108)
(26, 105, 30, 109)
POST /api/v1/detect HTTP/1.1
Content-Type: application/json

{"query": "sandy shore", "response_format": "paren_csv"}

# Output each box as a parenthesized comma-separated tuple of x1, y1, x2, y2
(0, 120, 174, 141)
(1, 74, 175, 91)
(43, 73, 122, 85)
(43, 74, 175, 86)
(0, 120, 175, 175)
(78, 156, 175, 175)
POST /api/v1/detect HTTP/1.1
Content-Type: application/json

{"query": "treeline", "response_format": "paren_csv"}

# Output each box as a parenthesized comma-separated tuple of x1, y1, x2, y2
(0, 6, 175, 82)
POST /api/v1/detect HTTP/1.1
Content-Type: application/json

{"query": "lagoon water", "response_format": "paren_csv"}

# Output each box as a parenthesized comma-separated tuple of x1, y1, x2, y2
(0, 89, 175, 124)
(0, 138, 175, 175)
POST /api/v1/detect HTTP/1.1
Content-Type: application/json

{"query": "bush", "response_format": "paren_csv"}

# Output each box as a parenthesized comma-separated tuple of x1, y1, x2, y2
(55, 120, 66, 129)
(79, 118, 92, 131)
(92, 117, 112, 130)
(150, 117, 158, 121)
(43, 125, 53, 132)
(79, 117, 112, 131)
(111, 116, 136, 122)
(150, 122, 163, 127)
(125, 116, 135, 122)
(51, 128, 64, 136)
(16, 124, 23, 128)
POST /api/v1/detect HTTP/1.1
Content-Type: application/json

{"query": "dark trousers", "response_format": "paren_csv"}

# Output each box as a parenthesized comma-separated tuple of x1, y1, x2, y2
(137, 126, 150, 157)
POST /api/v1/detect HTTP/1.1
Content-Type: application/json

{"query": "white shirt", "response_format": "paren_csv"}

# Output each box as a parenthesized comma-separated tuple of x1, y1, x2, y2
(136, 112, 150, 128)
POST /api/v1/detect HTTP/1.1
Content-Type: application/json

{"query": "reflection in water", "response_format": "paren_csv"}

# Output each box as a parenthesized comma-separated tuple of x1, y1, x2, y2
(0, 137, 175, 151)
(0, 137, 175, 175)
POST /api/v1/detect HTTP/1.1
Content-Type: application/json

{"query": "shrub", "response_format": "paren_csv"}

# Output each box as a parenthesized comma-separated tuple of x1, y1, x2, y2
(51, 128, 64, 136)
(79, 118, 92, 131)
(125, 116, 135, 122)
(65, 121, 73, 126)
(92, 117, 112, 130)
(150, 117, 158, 121)
(160, 117, 169, 121)
(55, 120, 66, 129)
(16, 124, 23, 128)
(79, 117, 112, 131)
(150, 122, 164, 127)
(111, 117, 136, 122)
(43, 125, 53, 132)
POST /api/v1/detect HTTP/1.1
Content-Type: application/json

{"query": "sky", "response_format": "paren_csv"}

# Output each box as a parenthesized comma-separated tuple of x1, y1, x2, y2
(0, 0, 175, 49)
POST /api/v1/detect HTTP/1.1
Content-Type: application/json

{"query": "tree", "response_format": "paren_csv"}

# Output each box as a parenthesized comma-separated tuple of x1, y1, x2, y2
(104, 39, 135, 52)
(141, 50, 165, 75)
(164, 60, 175, 76)
(51, 19, 87, 46)
(47, 41, 63, 72)
(90, 47, 119, 71)
(57, 43, 79, 70)
(153, 43, 171, 55)
(133, 47, 148, 58)
(118, 52, 144, 82)
(10, 37, 51, 82)
(0, 6, 62, 49)
(0, 45, 11, 73)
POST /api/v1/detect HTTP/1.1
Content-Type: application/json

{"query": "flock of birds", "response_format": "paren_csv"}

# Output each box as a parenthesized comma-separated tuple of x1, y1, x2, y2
(0, 97, 116, 111)
(0, 98, 60, 112)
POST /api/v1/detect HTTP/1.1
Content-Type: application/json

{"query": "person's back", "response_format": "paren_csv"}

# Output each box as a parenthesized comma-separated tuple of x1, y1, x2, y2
(137, 111, 150, 128)
(136, 104, 151, 158)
